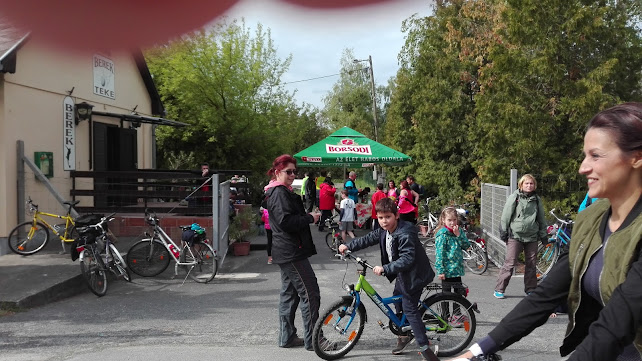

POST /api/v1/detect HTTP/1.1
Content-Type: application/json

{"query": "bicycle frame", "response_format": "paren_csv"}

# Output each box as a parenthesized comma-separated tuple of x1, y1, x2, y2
(33, 210, 76, 241)
(542, 210, 573, 257)
(149, 223, 198, 266)
(348, 264, 450, 333)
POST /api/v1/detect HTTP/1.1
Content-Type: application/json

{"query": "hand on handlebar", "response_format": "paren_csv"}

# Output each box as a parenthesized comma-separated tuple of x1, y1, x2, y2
(338, 244, 349, 254)
(373, 266, 385, 276)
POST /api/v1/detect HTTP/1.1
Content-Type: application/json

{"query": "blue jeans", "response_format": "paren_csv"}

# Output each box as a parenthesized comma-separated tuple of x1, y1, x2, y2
(393, 277, 428, 347)
(278, 259, 320, 349)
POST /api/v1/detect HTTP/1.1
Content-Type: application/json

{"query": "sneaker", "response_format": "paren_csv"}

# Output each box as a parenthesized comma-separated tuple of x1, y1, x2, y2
(267, 257, 273, 264)
(419, 344, 439, 361)
(281, 336, 304, 348)
(391, 335, 414, 355)
(494, 291, 505, 299)
(448, 315, 468, 328)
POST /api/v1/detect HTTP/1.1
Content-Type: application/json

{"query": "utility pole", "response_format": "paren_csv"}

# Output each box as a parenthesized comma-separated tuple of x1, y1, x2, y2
(367, 55, 378, 142)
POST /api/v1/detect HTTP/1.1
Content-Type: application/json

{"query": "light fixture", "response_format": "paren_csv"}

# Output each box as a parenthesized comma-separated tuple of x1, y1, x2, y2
(75, 102, 94, 125)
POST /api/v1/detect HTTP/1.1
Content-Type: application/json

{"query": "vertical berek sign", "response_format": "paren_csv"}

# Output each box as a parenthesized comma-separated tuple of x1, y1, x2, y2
(63, 96, 75, 171)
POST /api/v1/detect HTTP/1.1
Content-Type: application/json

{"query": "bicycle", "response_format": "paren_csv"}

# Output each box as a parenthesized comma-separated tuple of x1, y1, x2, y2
(417, 197, 439, 238)
(536, 208, 573, 280)
(75, 213, 131, 297)
(454, 204, 488, 275)
(325, 216, 342, 252)
(417, 197, 440, 255)
(126, 209, 218, 283)
(312, 252, 479, 360)
(8, 196, 80, 255)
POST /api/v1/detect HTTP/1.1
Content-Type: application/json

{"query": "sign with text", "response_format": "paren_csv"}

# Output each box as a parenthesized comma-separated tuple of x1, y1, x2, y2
(63, 96, 76, 171)
(93, 54, 115, 99)
(325, 138, 372, 155)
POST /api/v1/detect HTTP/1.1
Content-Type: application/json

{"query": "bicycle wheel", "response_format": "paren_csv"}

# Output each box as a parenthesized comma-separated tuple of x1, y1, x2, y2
(417, 220, 433, 238)
(536, 242, 559, 280)
(182, 241, 218, 283)
(8, 221, 50, 255)
(421, 293, 476, 357)
(422, 236, 436, 256)
(464, 243, 488, 275)
(312, 298, 366, 360)
(79, 248, 108, 297)
(126, 239, 170, 277)
(325, 231, 341, 252)
(109, 243, 131, 282)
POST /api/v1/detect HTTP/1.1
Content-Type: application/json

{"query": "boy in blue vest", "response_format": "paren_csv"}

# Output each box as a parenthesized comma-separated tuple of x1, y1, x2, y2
(338, 197, 438, 360)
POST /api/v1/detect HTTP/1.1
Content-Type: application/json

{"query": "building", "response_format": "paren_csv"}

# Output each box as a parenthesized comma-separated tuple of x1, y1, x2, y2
(0, 18, 184, 253)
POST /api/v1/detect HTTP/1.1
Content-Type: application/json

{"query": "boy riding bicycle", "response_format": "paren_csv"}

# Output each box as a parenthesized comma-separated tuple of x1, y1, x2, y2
(338, 197, 439, 361)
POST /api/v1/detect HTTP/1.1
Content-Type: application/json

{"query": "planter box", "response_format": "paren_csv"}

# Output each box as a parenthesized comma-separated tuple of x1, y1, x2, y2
(231, 241, 251, 256)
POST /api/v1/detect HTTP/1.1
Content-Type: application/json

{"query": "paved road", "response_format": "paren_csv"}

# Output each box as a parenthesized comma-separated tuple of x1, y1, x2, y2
(0, 227, 569, 361)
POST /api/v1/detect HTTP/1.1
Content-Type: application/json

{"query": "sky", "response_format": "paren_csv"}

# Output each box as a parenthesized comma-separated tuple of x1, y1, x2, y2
(222, 0, 434, 109)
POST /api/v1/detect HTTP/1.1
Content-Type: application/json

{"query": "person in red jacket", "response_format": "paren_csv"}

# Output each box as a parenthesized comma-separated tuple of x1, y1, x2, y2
(370, 183, 387, 230)
(318, 177, 337, 232)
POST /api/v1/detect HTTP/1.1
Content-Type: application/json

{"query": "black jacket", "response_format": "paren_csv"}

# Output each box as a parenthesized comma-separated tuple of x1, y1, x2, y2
(484, 247, 642, 360)
(266, 185, 316, 264)
(346, 220, 435, 295)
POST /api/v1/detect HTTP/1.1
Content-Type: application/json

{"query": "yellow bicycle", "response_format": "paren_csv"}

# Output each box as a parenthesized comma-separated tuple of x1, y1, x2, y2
(8, 197, 80, 255)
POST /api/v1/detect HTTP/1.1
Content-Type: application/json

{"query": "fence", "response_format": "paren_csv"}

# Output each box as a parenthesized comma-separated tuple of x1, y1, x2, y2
(479, 169, 518, 268)
(480, 183, 511, 267)
(9, 143, 242, 262)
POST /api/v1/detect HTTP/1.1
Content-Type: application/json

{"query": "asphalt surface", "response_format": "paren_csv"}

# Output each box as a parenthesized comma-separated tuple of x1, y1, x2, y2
(0, 226, 570, 361)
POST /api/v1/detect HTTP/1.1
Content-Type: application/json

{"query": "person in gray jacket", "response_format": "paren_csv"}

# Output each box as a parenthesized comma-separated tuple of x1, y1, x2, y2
(494, 174, 547, 299)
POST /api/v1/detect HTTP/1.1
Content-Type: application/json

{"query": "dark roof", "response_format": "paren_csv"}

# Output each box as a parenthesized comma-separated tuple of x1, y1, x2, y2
(0, 17, 29, 73)
(0, 18, 165, 117)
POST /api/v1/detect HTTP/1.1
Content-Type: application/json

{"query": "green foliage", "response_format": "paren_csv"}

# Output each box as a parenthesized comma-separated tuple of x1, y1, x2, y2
(385, 0, 642, 210)
(228, 206, 258, 244)
(321, 49, 388, 138)
(146, 18, 325, 179)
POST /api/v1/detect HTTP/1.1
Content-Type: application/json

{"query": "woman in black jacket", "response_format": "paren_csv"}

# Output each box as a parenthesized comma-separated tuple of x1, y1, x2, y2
(265, 154, 321, 351)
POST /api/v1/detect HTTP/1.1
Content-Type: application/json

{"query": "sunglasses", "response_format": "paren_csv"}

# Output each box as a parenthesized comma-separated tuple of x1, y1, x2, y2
(281, 169, 297, 176)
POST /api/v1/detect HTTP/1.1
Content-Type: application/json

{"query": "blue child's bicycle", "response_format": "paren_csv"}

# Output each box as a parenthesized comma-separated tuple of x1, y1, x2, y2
(536, 208, 573, 280)
(312, 252, 479, 360)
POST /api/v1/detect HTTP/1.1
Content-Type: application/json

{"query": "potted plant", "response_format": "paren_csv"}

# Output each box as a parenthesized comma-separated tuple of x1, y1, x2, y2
(228, 207, 257, 256)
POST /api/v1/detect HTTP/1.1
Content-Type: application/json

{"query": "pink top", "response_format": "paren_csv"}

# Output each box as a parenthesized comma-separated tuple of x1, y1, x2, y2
(398, 193, 416, 215)
(261, 208, 271, 230)
(387, 188, 398, 200)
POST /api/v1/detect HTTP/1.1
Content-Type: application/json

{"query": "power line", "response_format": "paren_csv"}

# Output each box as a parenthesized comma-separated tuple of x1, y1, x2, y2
(280, 67, 367, 85)
(281, 72, 341, 85)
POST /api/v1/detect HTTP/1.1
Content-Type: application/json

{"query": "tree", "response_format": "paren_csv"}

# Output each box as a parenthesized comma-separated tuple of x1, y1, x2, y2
(385, 0, 642, 209)
(321, 48, 387, 139)
(146, 18, 325, 176)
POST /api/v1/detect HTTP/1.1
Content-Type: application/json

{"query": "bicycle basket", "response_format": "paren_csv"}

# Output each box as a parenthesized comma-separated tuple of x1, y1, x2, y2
(75, 214, 104, 227)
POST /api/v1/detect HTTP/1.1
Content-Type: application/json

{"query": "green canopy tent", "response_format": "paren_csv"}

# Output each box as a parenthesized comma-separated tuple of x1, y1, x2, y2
(294, 127, 411, 168)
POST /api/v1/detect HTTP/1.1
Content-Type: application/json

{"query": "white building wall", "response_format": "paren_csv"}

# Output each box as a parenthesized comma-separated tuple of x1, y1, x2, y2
(0, 42, 157, 237)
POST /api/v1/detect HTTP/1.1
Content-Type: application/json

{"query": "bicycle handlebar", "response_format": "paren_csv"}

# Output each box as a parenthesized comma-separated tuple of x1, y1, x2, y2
(337, 251, 383, 274)
(549, 208, 573, 225)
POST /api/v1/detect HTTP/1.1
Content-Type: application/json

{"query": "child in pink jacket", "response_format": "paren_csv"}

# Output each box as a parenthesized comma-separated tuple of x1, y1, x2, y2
(261, 207, 273, 264)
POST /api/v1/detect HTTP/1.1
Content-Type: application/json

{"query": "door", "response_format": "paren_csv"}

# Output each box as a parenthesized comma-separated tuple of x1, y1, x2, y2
(93, 123, 138, 207)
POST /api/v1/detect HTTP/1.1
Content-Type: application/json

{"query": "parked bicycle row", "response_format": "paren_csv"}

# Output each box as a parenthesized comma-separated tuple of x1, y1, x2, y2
(6, 198, 218, 297)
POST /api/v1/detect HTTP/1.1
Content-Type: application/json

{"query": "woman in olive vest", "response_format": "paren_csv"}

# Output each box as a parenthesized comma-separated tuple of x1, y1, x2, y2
(450, 103, 642, 361)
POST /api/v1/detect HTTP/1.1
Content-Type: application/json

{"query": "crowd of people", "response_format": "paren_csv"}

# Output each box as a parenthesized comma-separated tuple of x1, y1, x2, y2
(260, 102, 642, 360)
